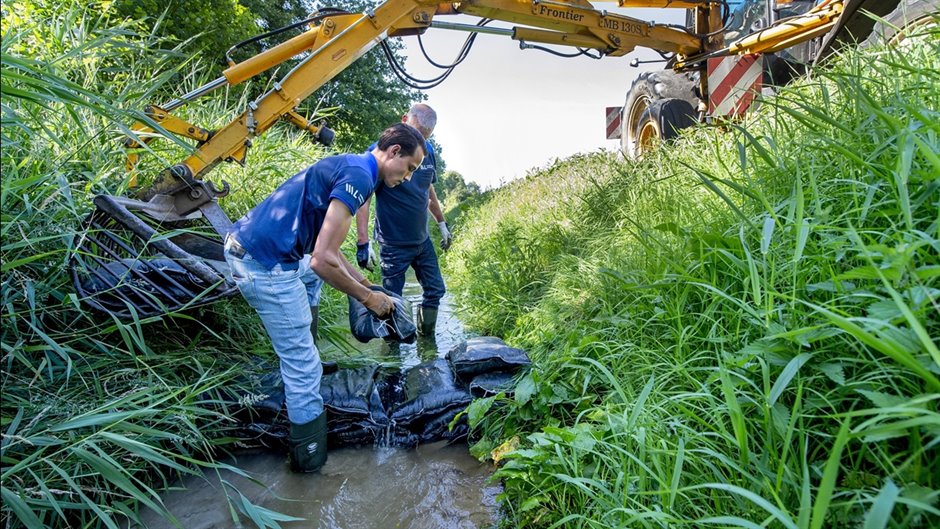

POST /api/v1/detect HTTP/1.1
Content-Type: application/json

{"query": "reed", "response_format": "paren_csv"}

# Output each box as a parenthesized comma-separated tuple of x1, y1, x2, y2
(1, 2, 352, 527)
(450, 26, 940, 528)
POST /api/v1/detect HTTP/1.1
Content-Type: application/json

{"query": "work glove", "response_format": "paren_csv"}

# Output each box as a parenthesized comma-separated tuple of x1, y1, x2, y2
(356, 241, 377, 271)
(438, 221, 453, 251)
(362, 288, 394, 317)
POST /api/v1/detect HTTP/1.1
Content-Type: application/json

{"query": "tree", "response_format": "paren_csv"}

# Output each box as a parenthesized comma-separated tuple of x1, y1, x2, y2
(309, 0, 424, 151)
(109, 0, 426, 150)
(436, 170, 481, 209)
(316, 44, 424, 152)
(429, 137, 447, 175)
(110, 0, 263, 68)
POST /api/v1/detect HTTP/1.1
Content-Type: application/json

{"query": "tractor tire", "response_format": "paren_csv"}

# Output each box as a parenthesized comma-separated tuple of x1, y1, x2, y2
(620, 70, 699, 158)
(863, 0, 939, 46)
(817, 0, 939, 63)
(632, 98, 697, 158)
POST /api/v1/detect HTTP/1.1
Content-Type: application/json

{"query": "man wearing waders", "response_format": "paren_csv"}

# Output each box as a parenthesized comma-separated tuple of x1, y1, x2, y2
(224, 123, 426, 472)
(355, 104, 452, 337)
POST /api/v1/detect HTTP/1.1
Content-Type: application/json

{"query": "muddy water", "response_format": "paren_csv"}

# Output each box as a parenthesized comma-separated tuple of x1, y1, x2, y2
(137, 274, 502, 529)
(327, 270, 467, 369)
(138, 443, 500, 529)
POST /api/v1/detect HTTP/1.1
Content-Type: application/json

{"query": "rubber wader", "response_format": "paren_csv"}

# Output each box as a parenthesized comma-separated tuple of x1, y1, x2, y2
(417, 306, 438, 337)
(289, 412, 328, 472)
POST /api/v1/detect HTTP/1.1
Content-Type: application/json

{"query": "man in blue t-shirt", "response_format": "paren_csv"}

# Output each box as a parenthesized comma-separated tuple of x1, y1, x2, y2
(224, 123, 425, 473)
(355, 104, 451, 337)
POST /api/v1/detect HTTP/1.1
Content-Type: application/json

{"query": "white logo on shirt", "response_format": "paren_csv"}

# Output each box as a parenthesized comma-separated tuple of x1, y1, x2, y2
(345, 183, 364, 206)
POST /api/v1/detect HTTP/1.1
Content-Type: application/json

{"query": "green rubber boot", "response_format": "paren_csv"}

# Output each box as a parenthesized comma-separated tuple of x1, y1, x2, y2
(309, 306, 319, 343)
(417, 306, 438, 337)
(288, 412, 328, 473)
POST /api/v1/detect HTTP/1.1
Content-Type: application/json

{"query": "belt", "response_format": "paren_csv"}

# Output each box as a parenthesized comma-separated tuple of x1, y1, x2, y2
(224, 235, 247, 259)
(224, 235, 299, 270)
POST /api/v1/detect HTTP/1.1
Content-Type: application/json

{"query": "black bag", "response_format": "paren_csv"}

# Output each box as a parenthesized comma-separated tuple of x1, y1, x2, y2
(447, 336, 531, 382)
(388, 358, 473, 429)
(321, 365, 389, 425)
(469, 371, 519, 397)
(348, 285, 416, 343)
(418, 406, 469, 444)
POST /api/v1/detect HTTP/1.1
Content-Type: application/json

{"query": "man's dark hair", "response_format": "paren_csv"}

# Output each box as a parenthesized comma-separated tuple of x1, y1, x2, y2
(377, 123, 426, 157)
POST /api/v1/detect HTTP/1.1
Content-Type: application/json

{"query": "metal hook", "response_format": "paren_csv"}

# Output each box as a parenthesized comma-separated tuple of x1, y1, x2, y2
(206, 179, 231, 198)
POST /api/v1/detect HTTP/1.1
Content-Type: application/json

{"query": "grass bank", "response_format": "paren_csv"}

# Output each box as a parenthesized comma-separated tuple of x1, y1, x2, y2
(446, 30, 939, 527)
(1, 2, 367, 527)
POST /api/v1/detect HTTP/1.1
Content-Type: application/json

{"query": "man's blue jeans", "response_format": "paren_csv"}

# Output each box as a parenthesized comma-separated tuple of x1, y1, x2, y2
(379, 237, 445, 309)
(224, 238, 324, 424)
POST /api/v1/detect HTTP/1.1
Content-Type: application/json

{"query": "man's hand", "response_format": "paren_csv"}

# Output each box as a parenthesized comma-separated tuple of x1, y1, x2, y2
(356, 242, 377, 271)
(362, 289, 394, 316)
(438, 222, 453, 251)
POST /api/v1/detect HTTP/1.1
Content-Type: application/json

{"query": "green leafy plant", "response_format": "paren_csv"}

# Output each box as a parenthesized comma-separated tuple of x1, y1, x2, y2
(447, 26, 940, 528)
(0, 1, 375, 527)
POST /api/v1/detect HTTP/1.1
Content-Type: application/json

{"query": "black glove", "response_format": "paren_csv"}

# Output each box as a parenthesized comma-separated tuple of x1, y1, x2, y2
(356, 242, 376, 271)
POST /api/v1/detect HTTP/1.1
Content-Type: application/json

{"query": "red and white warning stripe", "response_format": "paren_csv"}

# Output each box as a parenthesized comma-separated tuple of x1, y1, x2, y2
(707, 54, 763, 117)
(606, 106, 622, 140)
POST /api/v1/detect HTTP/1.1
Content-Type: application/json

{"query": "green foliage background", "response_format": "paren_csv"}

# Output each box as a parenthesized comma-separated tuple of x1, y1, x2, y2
(106, 0, 424, 150)
(3, 0, 937, 527)
(0, 0, 443, 527)
(444, 28, 940, 528)
(110, 0, 260, 66)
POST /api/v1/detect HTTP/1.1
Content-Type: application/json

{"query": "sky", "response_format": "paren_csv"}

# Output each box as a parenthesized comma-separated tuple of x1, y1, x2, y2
(397, 5, 686, 189)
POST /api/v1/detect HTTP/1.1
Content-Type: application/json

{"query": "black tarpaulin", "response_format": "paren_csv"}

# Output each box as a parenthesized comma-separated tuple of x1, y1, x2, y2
(223, 337, 529, 450)
(447, 336, 531, 382)
(81, 258, 210, 311)
(348, 286, 417, 343)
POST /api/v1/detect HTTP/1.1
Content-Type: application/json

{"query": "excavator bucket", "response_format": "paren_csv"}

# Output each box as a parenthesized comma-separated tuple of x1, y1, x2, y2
(69, 194, 237, 319)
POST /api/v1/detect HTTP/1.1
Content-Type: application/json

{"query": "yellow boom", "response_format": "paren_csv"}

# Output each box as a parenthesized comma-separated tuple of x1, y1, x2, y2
(125, 0, 846, 209)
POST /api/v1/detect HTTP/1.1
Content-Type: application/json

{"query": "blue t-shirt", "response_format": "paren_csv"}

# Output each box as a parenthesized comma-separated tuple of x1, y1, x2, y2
(231, 153, 378, 270)
(372, 140, 437, 246)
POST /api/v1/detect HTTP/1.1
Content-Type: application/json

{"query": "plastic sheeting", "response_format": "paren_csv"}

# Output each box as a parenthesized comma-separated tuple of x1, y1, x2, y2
(224, 336, 529, 450)
(348, 286, 417, 344)
(80, 258, 210, 309)
(447, 336, 531, 381)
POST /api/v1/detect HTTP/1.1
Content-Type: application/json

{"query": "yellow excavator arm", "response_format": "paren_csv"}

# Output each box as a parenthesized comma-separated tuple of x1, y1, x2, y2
(128, 0, 700, 197)
(126, 0, 849, 208)
(79, 0, 878, 318)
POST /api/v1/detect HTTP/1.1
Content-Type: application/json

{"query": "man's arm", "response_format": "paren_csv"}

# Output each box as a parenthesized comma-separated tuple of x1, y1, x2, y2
(355, 196, 372, 244)
(428, 185, 452, 250)
(428, 185, 445, 224)
(354, 196, 377, 270)
(312, 200, 392, 314)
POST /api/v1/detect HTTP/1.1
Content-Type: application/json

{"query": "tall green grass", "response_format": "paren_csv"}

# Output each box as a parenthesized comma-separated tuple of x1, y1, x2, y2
(1, 2, 358, 527)
(449, 28, 939, 528)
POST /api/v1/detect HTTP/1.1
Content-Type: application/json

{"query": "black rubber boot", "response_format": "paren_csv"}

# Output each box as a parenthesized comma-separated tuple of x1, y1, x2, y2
(417, 306, 438, 337)
(288, 412, 328, 473)
(309, 306, 319, 343)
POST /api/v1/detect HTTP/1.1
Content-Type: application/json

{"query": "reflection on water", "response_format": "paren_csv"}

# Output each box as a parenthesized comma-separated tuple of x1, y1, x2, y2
(321, 274, 466, 369)
(136, 273, 500, 528)
(138, 443, 500, 529)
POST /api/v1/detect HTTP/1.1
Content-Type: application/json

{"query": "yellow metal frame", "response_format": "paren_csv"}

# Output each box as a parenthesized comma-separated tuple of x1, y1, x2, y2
(675, 0, 845, 67)
(125, 106, 211, 187)
(126, 0, 848, 189)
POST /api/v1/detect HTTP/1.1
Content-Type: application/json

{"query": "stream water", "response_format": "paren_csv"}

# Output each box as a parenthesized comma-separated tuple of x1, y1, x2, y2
(135, 274, 502, 529)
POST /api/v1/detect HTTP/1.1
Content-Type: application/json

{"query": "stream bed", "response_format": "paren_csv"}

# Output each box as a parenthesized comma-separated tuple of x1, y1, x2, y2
(135, 274, 502, 528)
